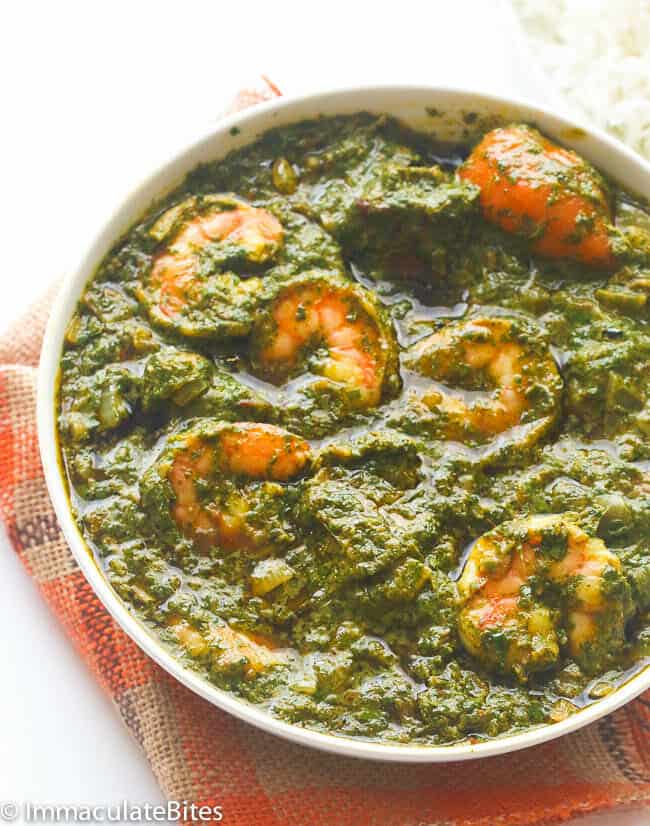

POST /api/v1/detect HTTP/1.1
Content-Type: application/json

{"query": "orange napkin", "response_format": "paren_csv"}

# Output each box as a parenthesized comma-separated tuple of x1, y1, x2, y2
(2, 81, 649, 826)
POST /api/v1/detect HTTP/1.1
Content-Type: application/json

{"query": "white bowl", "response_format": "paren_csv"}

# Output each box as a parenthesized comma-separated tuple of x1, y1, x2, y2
(38, 85, 650, 762)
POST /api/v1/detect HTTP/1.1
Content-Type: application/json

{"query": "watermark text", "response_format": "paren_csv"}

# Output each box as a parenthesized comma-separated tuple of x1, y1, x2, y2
(0, 801, 223, 823)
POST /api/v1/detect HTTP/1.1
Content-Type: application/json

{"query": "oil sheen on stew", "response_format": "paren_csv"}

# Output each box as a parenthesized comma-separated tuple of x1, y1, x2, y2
(58, 113, 650, 746)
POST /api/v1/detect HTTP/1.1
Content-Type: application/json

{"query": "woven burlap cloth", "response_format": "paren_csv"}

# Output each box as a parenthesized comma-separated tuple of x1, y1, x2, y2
(2, 83, 649, 826)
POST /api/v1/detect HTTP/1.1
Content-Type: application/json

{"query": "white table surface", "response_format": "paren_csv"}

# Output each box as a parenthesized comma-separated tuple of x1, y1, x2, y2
(1, 1, 647, 822)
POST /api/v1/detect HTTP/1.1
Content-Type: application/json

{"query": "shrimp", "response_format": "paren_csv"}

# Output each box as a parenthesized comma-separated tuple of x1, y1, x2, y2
(460, 125, 615, 268)
(458, 515, 633, 681)
(137, 195, 283, 338)
(158, 421, 310, 552)
(405, 317, 562, 444)
(168, 616, 288, 680)
(250, 272, 400, 408)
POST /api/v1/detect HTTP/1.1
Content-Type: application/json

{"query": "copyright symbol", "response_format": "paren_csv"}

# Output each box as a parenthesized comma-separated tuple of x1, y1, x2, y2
(0, 802, 18, 822)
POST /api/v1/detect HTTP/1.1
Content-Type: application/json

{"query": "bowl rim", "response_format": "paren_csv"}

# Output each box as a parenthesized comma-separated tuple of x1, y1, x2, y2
(37, 82, 650, 763)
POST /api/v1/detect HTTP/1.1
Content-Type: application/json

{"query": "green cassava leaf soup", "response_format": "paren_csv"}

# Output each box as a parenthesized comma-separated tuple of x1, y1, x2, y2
(58, 113, 650, 746)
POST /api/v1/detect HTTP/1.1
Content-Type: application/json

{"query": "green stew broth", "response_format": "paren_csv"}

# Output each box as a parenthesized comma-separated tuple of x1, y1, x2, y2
(58, 113, 650, 746)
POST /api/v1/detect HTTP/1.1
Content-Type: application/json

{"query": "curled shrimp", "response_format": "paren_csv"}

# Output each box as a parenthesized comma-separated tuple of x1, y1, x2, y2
(458, 514, 633, 681)
(460, 125, 615, 268)
(404, 317, 562, 444)
(250, 272, 400, 408)
(151, 421, 310, 552)
(138, 195, 283, 338)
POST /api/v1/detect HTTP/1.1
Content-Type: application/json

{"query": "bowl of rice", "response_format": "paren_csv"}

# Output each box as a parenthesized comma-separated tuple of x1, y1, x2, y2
(506, 0, 650, 161)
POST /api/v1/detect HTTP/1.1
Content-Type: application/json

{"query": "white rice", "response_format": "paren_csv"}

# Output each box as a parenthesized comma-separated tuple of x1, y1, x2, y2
(512, 0, 650, 160)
